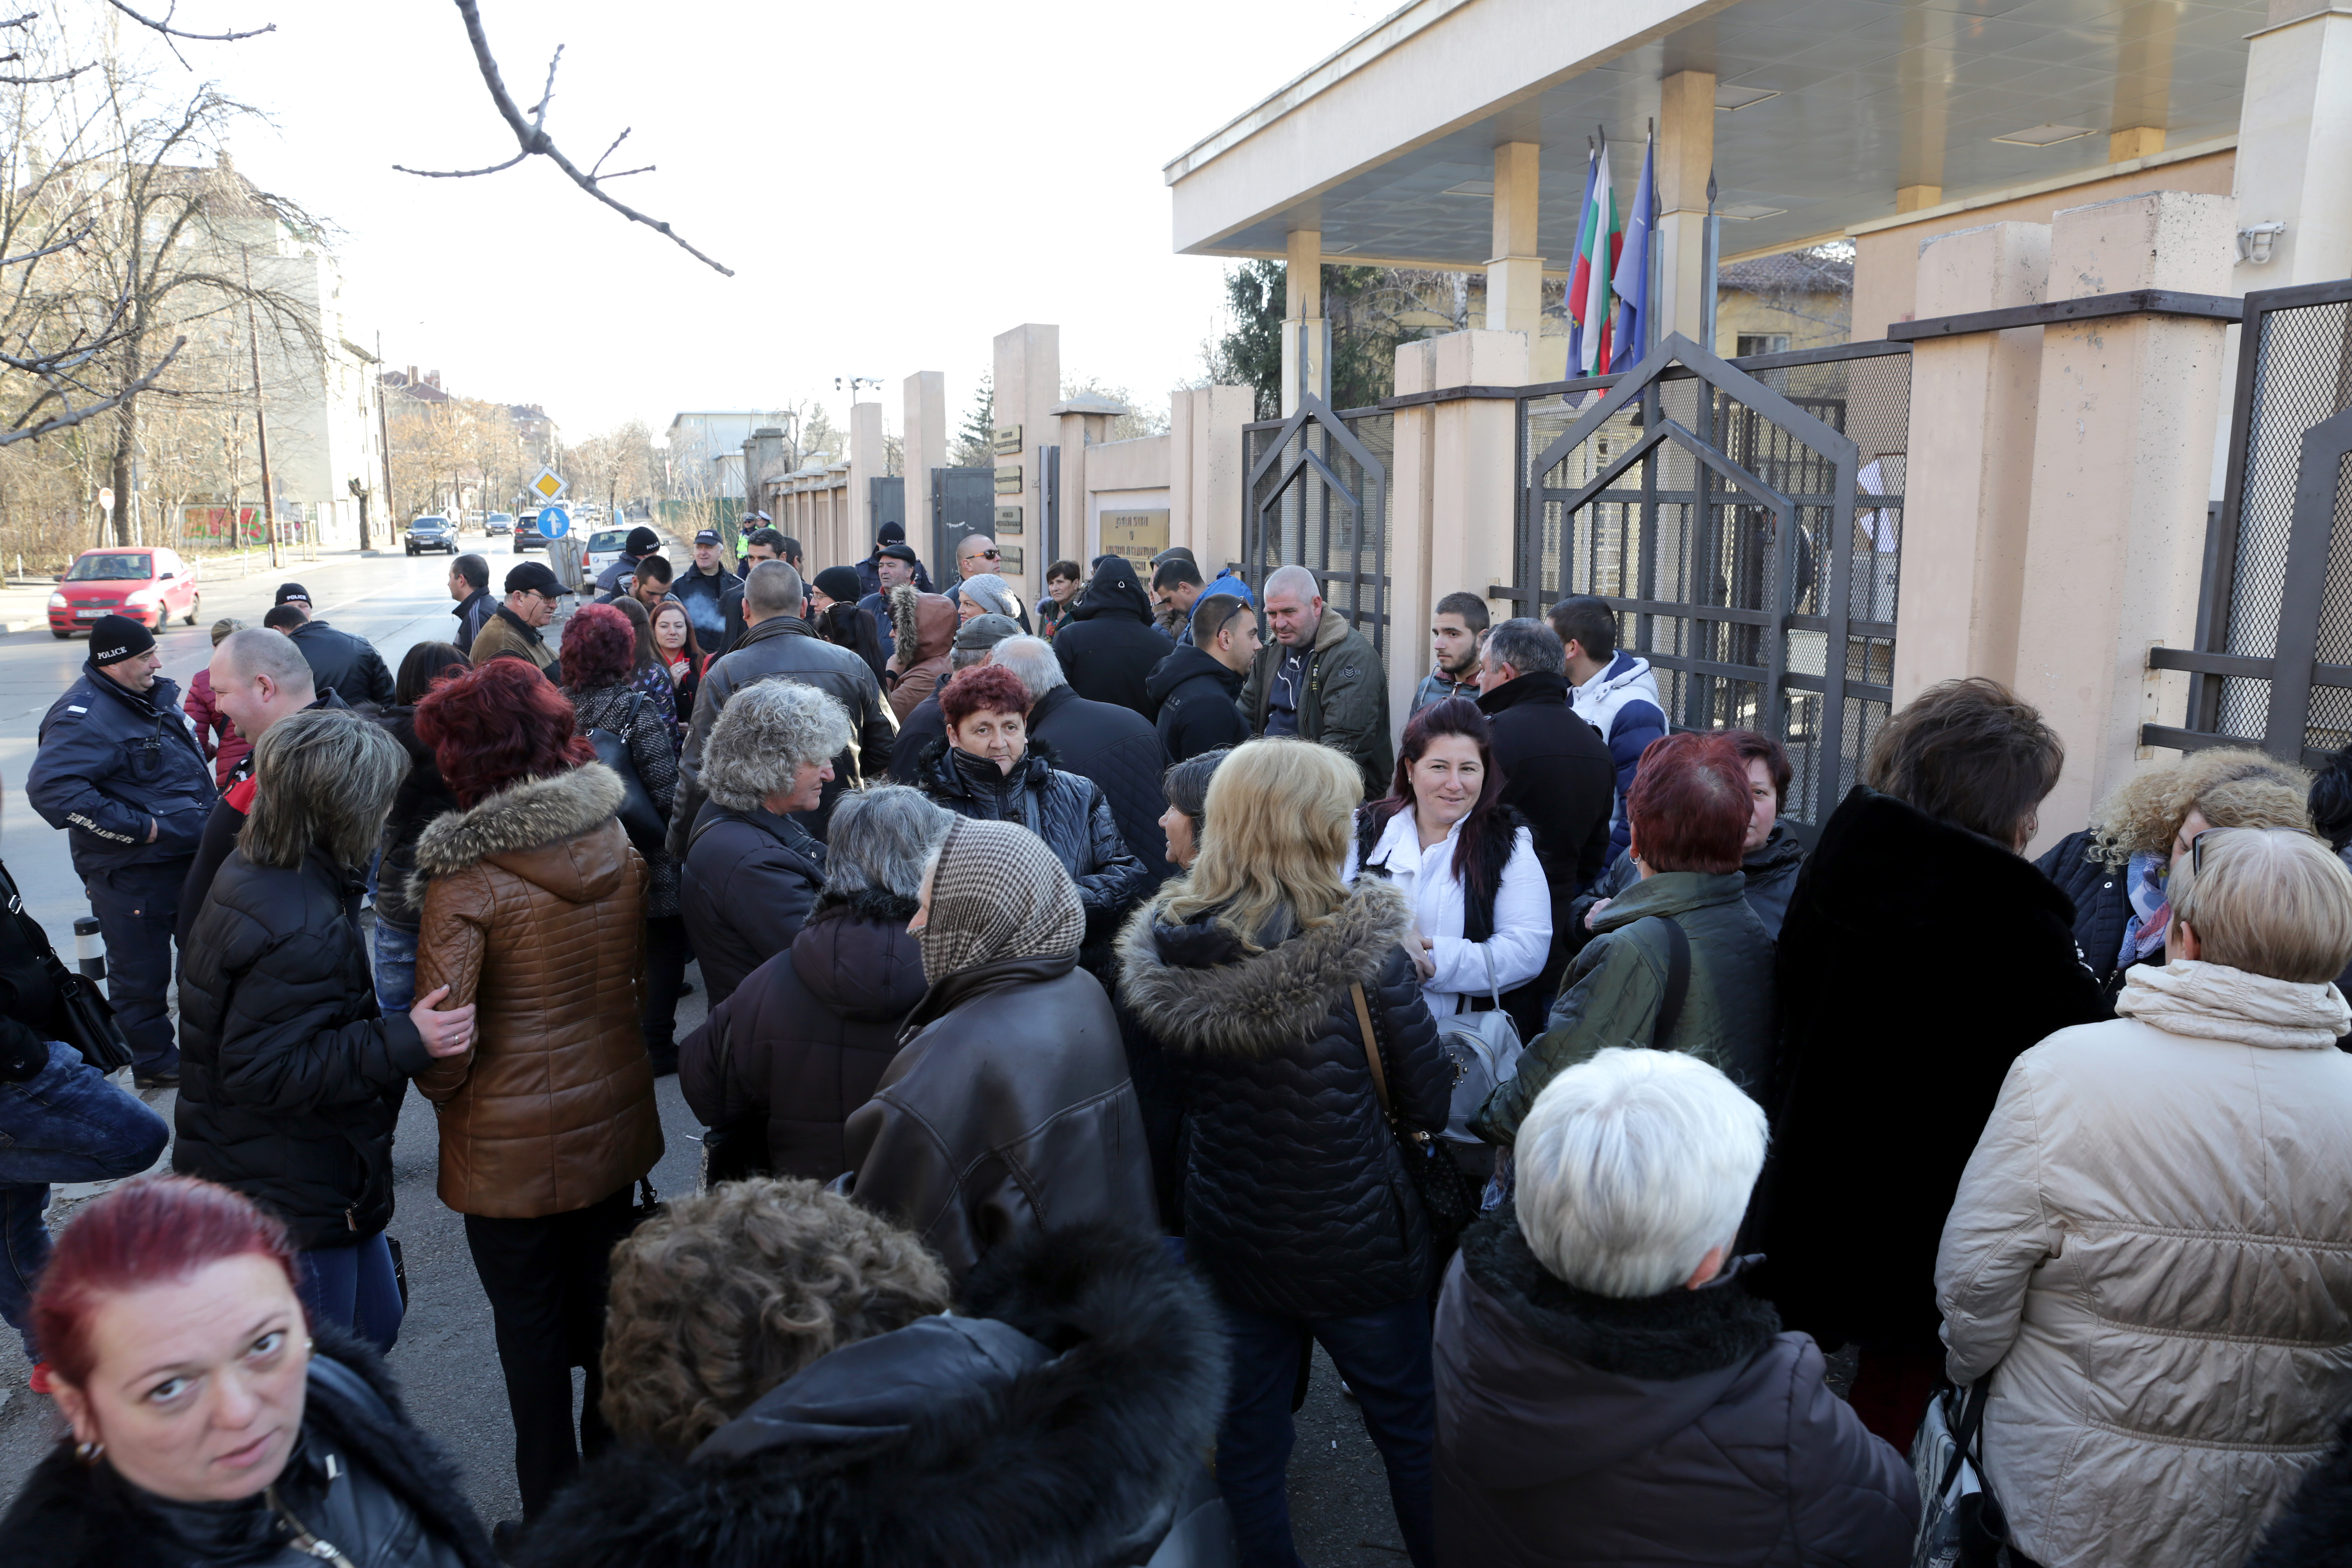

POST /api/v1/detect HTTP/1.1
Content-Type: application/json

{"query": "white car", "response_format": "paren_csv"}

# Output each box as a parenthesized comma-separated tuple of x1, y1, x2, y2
(585, 527, 632, 583)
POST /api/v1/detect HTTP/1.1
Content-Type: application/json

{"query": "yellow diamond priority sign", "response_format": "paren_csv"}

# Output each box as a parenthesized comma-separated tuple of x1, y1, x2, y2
(530, 466, 568, 503)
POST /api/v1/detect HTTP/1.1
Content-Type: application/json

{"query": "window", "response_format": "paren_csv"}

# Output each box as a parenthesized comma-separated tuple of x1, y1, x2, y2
(1737, 334, 1792, 357)
(66, 553, 153, 581)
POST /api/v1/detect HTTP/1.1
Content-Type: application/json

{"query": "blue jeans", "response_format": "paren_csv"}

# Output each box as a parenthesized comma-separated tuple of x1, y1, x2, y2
(1217, 1295, 1436, 1568)
(0, 1042, 171, 1357)
(373, 918, 419, 1013)
(298, 1230, 403, 1354)
(83, 858, 190, 1074)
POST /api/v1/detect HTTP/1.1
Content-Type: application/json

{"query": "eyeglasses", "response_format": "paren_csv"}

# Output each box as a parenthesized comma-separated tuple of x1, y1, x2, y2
(978, 548, 1001, 560)
(2189, 826, 2229, 875)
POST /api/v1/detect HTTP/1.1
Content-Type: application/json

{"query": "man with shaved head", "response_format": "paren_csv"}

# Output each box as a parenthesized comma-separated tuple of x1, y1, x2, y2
(176, 627, 351, 943)
(1241, 564, 1393, 796)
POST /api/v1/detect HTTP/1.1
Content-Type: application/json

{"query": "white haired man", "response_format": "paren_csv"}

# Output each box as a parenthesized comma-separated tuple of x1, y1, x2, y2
(1434, 1048, 1916, 1565)
(1239, 564, 1392, 797)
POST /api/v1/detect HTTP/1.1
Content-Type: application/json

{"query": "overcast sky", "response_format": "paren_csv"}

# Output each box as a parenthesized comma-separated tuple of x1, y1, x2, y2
(139, 0, 1384, 448)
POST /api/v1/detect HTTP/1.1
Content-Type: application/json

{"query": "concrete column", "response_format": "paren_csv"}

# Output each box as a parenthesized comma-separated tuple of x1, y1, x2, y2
(1055, 401, 1117, 566)
(992, 324, 1059, 592)
(1167, 385, 1252, 572)
(1895, 185, 1943, 213)
(2232, 0, 2352, 288)
(1387, 329, 1531, 742)
(2011, 190, 2236, 854)
(847, 402, 884, 571)
(1891, 221, 2051, 704)
(1281, 228, 1331, 414)
(1485, 141, 1544, 341)
(1654, 71, 1716, 347)
(902, 371, 944, 549)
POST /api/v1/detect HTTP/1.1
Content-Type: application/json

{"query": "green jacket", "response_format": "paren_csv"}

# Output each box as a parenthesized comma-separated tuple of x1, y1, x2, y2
(1240, 606, 1393, 798)
(1472, 869, 1776, 1146)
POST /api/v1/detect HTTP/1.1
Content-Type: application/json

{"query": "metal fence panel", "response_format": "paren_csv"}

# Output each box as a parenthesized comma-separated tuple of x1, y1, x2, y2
(1242, 399, 1392, 654)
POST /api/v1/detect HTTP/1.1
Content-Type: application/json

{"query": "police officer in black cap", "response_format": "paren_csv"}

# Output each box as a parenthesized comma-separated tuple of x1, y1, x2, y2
(25, 615, 215, 1085)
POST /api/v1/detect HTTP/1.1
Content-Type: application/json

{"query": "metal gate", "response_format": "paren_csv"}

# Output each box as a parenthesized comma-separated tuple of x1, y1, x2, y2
(1241, 395, 1392, 653)
(1492, 332, 1912, 831)
(2147, 279, 2352, 767)
(929, 467, 995, 579)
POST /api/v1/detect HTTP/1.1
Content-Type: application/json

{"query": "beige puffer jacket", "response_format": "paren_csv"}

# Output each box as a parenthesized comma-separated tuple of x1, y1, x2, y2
(1936, 959, 2352, 1568)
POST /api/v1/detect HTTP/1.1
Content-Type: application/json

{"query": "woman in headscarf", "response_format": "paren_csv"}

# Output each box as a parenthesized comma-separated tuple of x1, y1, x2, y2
(842, 817, 1155, 1281)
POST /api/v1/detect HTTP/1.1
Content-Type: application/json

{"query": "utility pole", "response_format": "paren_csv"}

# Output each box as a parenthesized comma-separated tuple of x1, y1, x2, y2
(375, 328, 394, 540)
(241, 248, 281, 570)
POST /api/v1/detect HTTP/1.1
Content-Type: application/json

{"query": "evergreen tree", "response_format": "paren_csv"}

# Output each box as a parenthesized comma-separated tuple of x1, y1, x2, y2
(950, 374, 995, 467)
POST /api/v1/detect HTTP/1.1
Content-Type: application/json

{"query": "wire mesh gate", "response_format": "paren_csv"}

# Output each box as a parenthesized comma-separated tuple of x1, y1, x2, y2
(1492, 334, 1912, 831)
(2147, 278, 2352, 768)
(1242, 396, 1393, 655)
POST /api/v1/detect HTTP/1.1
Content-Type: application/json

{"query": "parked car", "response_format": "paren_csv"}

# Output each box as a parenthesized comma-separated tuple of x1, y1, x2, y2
(513, 512, 545, 553)
(584, 528, 631, 579)
(405, 515, 459, 556)
(484, 512, 515, 536)
(48, 548, 200, 639)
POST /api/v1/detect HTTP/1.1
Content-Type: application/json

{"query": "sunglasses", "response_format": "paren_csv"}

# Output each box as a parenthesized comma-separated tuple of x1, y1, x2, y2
(976, 548, 1001, 560)
(2188, 826, 2230, 876)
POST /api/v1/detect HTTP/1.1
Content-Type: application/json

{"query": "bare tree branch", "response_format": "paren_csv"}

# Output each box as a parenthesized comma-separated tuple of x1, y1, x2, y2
(0, 60, 91, 85)
(100, 0, 274, 46)
(0, 13, 36, 29)
(0, 334, 184, 446)
(393, 0, 732, 276)
(392, 148, 528, 179)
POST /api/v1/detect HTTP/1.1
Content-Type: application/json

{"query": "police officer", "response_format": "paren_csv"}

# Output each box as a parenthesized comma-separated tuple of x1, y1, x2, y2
(25, 615, 214, 1085)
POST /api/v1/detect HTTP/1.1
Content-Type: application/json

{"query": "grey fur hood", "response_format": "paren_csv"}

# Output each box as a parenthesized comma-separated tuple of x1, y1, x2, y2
(1116, 879, 1412, 1059)
(412, 763, 625, 879)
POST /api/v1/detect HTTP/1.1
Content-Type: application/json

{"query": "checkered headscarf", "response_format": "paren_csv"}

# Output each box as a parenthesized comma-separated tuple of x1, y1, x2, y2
(920, 817, 1084, 985)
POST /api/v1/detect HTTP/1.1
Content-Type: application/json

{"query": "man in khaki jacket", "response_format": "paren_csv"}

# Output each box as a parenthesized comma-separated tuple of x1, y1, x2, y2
(468, 560, 562, 673)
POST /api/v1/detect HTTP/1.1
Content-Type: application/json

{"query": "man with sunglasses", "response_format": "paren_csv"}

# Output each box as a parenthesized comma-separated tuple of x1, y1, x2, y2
(951, 532, 1003, 594)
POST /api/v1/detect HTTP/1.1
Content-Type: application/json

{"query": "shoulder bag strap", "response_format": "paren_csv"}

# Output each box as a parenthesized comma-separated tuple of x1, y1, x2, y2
(1650, 915, 1692, 1048)
(1350, 982, 1393, 1123)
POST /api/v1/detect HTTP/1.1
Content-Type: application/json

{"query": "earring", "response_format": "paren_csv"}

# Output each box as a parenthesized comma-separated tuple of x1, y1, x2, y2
(74, 1440, 103, 1465)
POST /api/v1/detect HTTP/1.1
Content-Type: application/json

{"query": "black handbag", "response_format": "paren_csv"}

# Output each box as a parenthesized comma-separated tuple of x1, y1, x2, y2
(0, 858, 131, 1074)
(1351, 982, 1479, 1261)
(584, 689, 667, 856)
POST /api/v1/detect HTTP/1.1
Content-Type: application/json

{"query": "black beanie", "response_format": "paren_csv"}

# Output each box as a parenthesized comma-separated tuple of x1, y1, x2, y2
(88, 614, 157, 667)
(626, 526, 659, 555)
(813, 566, 862, 604)
(876, 520, 906, 546)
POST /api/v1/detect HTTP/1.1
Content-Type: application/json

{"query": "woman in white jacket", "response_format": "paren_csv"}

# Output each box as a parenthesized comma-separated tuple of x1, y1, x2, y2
(1346, 697, 1551, 1019)
(1936, 826, 2352, 1568)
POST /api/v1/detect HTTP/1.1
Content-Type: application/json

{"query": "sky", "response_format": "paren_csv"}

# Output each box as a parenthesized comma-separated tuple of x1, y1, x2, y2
(116, 0, 1390, 449)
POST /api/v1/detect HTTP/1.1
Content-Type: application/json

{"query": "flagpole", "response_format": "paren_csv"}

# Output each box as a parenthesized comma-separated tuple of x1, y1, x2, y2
(1702, 168, 1721, 353)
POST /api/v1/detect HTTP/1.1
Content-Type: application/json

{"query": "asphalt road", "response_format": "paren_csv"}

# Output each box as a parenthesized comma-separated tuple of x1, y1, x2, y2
(0, 542, 1408, 1561)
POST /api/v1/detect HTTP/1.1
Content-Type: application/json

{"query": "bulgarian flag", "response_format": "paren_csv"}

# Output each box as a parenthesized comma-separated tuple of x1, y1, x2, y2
(1570, 135, 1624, 376)
(1564, 145, 1598, 372)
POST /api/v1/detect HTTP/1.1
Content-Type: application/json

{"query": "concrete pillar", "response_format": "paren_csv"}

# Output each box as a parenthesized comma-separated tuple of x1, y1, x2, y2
(2111, 0, 2175, 168)
(1895, 185, 1943, 214)
(1486, 142, 1544, 350)
(1655, 71, 1716, 347)
(1891, 221, 2051, 704)
(848, 402, 883, 572)
(992, 324, 1059, 592)
(1387, 329, 1531, 743)
(902, 371, 944, 549)
(2232, 0, 2352, 289)
(2011, 190, 2236, 855)
(1281, 228, 1330, 414)
(1054, 399, 1118, 567)
(1168, 386, 1252, 572)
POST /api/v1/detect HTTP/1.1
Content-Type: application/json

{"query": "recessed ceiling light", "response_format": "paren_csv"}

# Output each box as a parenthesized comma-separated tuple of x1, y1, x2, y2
(1993, 123, 2094, 146)
(1716, 85, 1780, 111)
(1442, 180, 1494, 196)
(1719, 202, 1787, 220)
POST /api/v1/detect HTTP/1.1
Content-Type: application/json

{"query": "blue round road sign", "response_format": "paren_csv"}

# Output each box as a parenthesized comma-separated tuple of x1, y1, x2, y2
(539, 505, 570, 538)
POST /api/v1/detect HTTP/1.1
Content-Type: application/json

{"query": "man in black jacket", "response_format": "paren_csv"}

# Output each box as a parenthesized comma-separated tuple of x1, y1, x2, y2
(447, 554, 497, 654)
(1474, 617, 1616, 998)
(717, 526, 788, 655)
(1051, 555, 1173, 717)
(1145, 593, 1258, 764)
(853, 519, 935, 601)
(24, 615, 216, 1085)
(274, 585, 394, 707)
(991, 635, 1174, 884)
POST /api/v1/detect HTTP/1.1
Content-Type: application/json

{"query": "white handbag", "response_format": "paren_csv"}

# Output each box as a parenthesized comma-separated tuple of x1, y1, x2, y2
(1434, 946, 1524, 1144)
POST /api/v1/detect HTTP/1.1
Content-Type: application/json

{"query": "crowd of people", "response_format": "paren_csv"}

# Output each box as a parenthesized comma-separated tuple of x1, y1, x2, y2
(4, 518, 2352, 1568)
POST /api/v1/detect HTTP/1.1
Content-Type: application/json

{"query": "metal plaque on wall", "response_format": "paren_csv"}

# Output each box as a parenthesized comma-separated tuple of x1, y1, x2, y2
(994, 506, 1023, 535)
(997, 546, 1024, 573)
(1100, 509, 1170, 579)
(993, 467, 1023, 495)
(993, 425, 1023, 457)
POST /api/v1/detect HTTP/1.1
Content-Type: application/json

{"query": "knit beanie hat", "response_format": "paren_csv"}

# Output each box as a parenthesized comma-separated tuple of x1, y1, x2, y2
(955, 573, 1020, 621)
(813, 566, 862, 604)
(87, 614, 156, 667)
(917, 817, 1083, 986)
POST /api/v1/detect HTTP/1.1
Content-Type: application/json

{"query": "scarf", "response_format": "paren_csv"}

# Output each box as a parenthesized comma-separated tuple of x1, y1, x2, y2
(918, 817, 1083, 986)
(2119, 849, 2171, 967)
(2115, 958, 2352, 1049)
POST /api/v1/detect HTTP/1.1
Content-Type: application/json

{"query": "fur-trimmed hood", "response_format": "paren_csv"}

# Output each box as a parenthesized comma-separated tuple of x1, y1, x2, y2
(514, 1221, 1227, 1568)
(1115, 879, 1412, 1058)
(888, 583, 956, 668)
(411, 762, 628, 904)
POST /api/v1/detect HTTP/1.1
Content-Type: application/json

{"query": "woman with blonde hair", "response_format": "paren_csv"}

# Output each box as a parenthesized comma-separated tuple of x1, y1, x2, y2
(1940, 827, 2352, 1568)
(1118, 735, 1451, 1568)
(2038, 746, 2312, 1006)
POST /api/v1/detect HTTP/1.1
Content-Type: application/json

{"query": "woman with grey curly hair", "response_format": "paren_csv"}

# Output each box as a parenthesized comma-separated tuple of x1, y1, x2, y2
(682, 786, 951, 1181)
(2037, 746, 2315, 1006)
(679, 679, 854, 1006)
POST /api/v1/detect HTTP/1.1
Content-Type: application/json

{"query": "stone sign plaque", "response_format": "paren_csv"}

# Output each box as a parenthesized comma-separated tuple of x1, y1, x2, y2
(1100, 509, 1170, 579)
(993, 468, 1023, 495)
(994, 506, 1023, 535)
(993, 425, 1023, 457)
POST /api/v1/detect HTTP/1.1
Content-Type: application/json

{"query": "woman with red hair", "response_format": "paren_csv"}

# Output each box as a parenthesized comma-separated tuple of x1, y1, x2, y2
(1472, 730, 1778, 1148)
(0, 1174, 494, 1566)
(410, 657, 662, 1531)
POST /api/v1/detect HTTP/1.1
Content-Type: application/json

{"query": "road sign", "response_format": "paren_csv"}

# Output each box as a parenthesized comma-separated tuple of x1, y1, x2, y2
(539, 504, 570, 539)
(98, 487, 113, 512)
(530, 466, 568, 503)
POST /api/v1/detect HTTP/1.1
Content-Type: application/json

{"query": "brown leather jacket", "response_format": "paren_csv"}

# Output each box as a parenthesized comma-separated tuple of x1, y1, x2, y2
(843, 951, 1156, 1278)
(412, 763, 663, 1218)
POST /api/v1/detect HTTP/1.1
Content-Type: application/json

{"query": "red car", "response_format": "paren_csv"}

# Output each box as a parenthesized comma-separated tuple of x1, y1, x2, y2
(48, 547, 202, 639)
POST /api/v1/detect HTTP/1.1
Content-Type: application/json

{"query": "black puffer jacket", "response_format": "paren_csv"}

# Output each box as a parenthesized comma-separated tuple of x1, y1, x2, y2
(1116, 880, 1451, 1318)
(372, 706, 460, 930)
(0, 1325, 496, 1568)
(1147, 644, 1250, 765)
(570, 682, 682, 920)
(679, 799, 826, 1008)
(915, 738, 1147, 954)
(174, 848, 430, 1250)
(1051, 557, 1173, 716)
(2035, 827, 2133, 1007)
(515, 1224, 1229, 1568)
(679, 890, 927, 1182)
(1476, 670, 1616, 913)
(286, 619, 395, 708)
(1435, 1216, 1917, 1567)
(1025, 684, 1174, 884)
